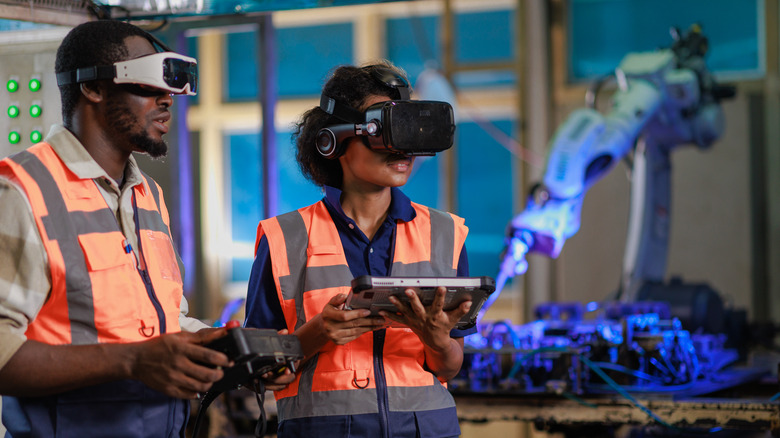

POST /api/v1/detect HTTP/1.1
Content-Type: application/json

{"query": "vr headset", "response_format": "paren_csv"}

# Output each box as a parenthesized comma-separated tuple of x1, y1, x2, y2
(57, 52, 198, 96)
(316, 67, 455, 159)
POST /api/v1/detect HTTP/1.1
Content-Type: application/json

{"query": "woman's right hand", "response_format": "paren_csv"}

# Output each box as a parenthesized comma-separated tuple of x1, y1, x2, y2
(319, 293, 385, 345)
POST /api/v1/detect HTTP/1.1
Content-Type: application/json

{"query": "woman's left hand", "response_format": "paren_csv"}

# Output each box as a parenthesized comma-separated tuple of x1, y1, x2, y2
(380, 286, 471, 351)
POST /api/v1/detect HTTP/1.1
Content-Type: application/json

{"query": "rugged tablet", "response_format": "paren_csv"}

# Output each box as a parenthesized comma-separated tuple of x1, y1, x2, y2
(346, 275, 495, 329)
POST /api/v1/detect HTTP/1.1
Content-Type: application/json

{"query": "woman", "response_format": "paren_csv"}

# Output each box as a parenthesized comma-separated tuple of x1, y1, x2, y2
(244, 60, 474, 437)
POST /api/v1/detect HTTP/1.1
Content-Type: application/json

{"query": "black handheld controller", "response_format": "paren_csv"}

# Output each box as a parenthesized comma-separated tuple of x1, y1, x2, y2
(194, 327, 303, 438)
(205, 327, 303, 393)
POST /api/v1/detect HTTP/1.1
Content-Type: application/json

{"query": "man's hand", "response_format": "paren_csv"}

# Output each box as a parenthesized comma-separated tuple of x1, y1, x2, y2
(0, 329, 232, 399)
(258, 329, 297, 391)
(128, 328, 232, 399)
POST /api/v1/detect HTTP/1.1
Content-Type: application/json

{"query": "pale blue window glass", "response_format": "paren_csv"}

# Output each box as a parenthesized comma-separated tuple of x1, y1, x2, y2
(226, 130, 321, 282)
(457, 120, 516, 278)
(224, 23, 353, 101)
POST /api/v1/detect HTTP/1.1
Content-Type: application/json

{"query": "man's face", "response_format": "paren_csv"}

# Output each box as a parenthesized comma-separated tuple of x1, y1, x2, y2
(104, 35, 173, 158)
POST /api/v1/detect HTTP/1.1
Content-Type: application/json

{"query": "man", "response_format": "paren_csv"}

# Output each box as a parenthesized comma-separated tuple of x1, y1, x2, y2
(0, 20, 277, 437)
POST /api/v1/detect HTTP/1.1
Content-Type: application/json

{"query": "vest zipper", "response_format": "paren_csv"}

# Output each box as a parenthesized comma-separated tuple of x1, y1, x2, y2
(373, 328, 390, 438)
(373, 224, 396, 437)
(133, 195, 167, 335)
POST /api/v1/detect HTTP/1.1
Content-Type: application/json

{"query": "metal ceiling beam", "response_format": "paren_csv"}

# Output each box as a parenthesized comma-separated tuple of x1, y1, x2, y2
(0, 1, 93, 26)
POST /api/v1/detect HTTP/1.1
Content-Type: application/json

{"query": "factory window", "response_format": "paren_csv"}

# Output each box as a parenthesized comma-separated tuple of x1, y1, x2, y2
(387, 9, 517, 278)
(386, 9, 516, 89)
(224, 22, 353, 102)
(225, 130, 321, 282)
(386, 15, 439, 84)
(454, 10, 515, 64)
(568, 0, 763, 81)
(456, 120, 516, 279)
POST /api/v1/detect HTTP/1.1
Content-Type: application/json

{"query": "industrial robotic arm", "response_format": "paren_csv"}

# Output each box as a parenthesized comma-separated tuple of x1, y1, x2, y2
(489, 25, 735, 311)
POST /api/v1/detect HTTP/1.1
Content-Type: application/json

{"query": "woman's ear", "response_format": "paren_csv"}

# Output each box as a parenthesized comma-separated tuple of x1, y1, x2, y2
(80, 81, 104, 103)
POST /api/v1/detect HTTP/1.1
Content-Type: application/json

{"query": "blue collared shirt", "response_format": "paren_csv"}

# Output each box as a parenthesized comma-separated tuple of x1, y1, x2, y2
(244, 186, 475, 338)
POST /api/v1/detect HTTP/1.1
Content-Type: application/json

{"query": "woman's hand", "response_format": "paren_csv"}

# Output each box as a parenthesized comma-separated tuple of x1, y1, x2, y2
(382, 287, 470, 346)
(379, 287, 471, 380)
(320, 293, 386, 345)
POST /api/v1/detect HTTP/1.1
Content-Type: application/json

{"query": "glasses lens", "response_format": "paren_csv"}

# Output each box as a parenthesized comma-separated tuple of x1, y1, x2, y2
(163, 58, 198, 93)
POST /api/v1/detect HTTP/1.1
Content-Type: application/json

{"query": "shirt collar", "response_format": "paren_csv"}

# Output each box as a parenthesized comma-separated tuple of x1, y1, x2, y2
(45, 124, 146, 193)
(323, 185, 416, 223)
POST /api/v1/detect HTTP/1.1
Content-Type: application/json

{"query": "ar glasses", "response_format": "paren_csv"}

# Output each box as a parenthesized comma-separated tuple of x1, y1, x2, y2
(57, 52, 198, 96)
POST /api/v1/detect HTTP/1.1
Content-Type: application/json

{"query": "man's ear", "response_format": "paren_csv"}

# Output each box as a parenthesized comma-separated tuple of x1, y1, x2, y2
(80, 81, 104, 103)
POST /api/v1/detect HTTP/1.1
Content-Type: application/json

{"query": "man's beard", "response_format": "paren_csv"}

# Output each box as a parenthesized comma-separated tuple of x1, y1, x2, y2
(105, 96, 168, 158)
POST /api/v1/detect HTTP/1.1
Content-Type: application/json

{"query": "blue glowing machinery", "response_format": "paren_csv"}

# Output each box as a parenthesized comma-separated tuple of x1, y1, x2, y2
(454, 300, 741, 397)
(455, 26, 764, 406)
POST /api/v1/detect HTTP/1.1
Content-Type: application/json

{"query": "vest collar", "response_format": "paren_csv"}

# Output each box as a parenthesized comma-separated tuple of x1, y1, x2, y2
(45, 124, 146, 194)
(323, 185, 417, 224)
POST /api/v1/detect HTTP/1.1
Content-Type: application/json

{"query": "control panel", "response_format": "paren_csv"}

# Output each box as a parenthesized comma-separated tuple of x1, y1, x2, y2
(1, 32, 63, 159)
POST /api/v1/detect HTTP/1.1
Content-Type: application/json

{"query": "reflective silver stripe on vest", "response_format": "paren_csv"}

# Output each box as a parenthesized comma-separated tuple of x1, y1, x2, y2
(40, 210, 117, 236)
(11, 151, 98, 345)
(276, 380, 455, 420)
(136, 208, 171, 235)
(392, 206, 457, 277)
(136, 173, 172, 238)
(275, 210, 310, 330)
(274, 209, 354, 330)
(137, 172, 185, 277)
(140, 170, 161, 212)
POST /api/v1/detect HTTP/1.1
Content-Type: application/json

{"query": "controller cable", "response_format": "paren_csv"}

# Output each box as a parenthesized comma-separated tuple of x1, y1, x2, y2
(191, 379, 269, 438)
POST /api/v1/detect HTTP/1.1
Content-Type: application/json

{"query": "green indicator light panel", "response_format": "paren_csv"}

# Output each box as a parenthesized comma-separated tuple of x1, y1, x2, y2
(6, 78, 19, 93)
(29, 77, 42, 92)
(2, 51, 58, 157)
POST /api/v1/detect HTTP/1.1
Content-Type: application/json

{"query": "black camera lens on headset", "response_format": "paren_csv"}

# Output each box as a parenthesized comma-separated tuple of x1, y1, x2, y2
(316, 120, 383, 159)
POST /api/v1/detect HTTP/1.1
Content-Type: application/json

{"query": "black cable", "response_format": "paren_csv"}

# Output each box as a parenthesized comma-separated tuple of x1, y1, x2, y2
(191, 390, 221, 438)
(252, 379, 268, 438)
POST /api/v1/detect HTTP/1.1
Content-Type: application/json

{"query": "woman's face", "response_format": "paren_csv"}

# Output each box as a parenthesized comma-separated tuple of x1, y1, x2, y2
(338, 94, 415, 192)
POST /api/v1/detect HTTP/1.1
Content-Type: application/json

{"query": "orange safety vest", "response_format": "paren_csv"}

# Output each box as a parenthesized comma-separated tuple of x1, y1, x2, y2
(257, 200, 468, 421)
(0, 142, 182, 345)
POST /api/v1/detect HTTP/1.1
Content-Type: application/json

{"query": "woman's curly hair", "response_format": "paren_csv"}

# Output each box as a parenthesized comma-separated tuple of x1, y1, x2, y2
(293, 60, 410, 189)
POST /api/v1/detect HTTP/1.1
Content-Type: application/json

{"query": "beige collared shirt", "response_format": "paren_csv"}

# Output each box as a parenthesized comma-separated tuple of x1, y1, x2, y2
(0, 124, 207, 370)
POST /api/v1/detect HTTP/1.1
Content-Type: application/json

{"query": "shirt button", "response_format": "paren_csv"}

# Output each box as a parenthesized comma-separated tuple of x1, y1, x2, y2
(369, 247, 374, 253)
(348, 223, 355, 229)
